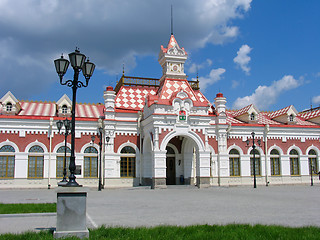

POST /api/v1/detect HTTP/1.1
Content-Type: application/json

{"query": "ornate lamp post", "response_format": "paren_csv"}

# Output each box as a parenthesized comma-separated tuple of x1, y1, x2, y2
(246, 132, 261, 189)
(56, 118, 72, 186)
(91, 119, 103, 191)
(54, 48, 95, 187)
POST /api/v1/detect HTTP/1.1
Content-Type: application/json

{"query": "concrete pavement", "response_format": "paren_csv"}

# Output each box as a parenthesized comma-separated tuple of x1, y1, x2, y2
(0, 185, 320, 234)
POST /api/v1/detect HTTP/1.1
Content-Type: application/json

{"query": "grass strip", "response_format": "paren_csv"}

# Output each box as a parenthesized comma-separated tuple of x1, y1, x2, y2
(0, 203, 56, 214)
(1, 224, 320, 240)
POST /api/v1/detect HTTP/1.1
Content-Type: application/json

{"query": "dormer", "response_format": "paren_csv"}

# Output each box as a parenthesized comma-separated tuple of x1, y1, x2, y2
(0, 91, 21, 115)
(270, 105, 297, 124)
(158, 34, 187, 82)
(56, 94, 72, 117)
(233, 104, 259, 123)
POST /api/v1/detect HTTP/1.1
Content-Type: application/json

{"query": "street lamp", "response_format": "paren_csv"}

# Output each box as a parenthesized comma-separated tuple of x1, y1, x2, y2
(91, 120, 103, 191)
(98, 119, 104, 191)
(246, 132, 261, 188)
(54, 48, 95, 187)
(56, 118, 72, 186)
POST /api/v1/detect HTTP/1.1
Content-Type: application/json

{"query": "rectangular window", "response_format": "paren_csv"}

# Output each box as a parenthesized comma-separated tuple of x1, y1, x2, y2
(0, 156, 14, 178)
(290, 157, 300, 176)
(84, 156, 98, 178)
(56, 156, 70, 178)
(250, 158, 261, 176)
(229, 157, 240, 176)
(121, 157, 135, 177)
(270, 157, 280, 176)
(28, 156, 44, 178)
(309, 157, 318, 174)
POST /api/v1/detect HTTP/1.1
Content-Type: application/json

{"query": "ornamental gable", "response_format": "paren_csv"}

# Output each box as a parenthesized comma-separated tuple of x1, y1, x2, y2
(0, 91, 21, 115)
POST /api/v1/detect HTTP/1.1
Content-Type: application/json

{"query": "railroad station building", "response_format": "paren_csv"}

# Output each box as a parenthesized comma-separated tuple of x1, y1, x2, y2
(0, 34, 320, 188)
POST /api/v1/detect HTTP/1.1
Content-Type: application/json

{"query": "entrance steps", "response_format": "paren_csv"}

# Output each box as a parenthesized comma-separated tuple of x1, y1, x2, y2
(166, 184, 198, 189)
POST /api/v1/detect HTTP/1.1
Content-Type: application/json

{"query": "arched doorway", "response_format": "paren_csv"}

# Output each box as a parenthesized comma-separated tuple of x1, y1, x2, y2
(164, 135, 201, 186)
(166, 145, 176, 185)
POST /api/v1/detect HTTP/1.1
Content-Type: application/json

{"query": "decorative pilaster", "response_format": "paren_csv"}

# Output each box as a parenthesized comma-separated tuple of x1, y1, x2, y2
(151, 150, 167, 189)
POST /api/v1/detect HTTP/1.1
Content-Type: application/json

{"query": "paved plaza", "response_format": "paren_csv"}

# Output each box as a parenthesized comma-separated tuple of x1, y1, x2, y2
(0, 185, 320, 234)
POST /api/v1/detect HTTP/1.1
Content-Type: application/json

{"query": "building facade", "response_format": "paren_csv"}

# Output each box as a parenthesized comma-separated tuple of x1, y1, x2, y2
(1, 34, 320, 188)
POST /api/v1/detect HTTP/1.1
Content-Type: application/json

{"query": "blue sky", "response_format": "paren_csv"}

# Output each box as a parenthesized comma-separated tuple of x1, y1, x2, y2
(0, 0, 319, 112)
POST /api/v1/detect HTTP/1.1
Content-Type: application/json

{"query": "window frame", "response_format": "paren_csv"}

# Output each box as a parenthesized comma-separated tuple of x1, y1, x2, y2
(84, 146, 98, 178)
(0, 145, 15, 179)
(289, 149, 300, 176)
(308, 149, 318, 174)
(120, 146, 136, 178)
(229, 149, 240, 177)
(28, 145, 44, 179)
(270, 149, 281, 176)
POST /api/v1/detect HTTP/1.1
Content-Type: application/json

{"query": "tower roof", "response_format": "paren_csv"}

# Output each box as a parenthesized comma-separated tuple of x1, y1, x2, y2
(160, 34, 187, 55)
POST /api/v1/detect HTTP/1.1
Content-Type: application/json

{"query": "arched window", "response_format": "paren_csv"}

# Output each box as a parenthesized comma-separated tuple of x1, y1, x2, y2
(270, 149, 281, 176)
(62, 105, 68, 114)
(84, 146, 98, 178)
(289, 149, 300, 176)
(308, 149, 318, 174)
(289, 114, 294, 122)
(250, 149, 261, 176)
(56, 146, 71, 178)
(6, 102, 12, 112)
(250, 113, 255, 121)
(120, 146, 136, 178)
(229, 149, 240, 176)
(0, 145, 15, 178)
(28, 145, 44, 178)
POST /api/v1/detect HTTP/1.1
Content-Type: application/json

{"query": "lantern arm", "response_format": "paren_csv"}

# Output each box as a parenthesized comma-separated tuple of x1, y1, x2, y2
(76, 79, 89, 88)
(59, 78, 74, 87)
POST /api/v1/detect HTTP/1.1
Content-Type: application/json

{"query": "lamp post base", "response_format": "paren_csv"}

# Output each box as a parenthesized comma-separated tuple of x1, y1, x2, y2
(54, 188, 89, 239)
(58, 181, 68, 186)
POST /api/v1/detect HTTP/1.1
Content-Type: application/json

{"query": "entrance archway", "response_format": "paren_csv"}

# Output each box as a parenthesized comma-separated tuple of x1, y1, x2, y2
(163, 133, 202, 186)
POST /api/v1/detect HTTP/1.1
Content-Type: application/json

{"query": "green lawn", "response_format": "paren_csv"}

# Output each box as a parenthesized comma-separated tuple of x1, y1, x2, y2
(1, 225, 320, 240)
(0, 203, 56, 214)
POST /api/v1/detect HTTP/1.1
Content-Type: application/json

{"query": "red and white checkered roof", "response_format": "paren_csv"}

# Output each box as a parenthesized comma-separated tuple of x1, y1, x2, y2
(75, 103, 104, 118)
(20, 102, 56, 116)
(269, 105, 292, 119)
(298, 109, 320, 120)
(17, 101, 104, 118)
(226, 109, 317, 126)
(115, 86, 157, 110)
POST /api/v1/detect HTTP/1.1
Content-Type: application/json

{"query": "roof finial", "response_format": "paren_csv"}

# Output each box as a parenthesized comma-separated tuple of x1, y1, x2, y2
(171, 5, 173, 35)
(122, 62, 125, 76)
(196, 66, 199, 81)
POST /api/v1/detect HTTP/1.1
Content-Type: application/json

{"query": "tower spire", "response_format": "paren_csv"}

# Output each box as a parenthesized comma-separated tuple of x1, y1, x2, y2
(171, 5, 173, 35)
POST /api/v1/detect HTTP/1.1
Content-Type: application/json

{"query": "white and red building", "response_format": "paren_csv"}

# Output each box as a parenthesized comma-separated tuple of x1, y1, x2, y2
(1, 34, 320, 188)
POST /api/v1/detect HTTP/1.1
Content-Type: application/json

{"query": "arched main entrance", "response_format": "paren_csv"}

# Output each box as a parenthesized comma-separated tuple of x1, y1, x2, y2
(164, 135, 201, 186)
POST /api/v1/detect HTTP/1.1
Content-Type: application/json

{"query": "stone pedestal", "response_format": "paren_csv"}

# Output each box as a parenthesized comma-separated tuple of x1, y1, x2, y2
(54, 187, 89, 239)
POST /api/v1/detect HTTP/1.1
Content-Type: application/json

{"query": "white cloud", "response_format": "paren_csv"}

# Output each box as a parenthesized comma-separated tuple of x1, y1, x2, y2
(188, 59, 213, 74)
(231, 80, 240, 89)
(233, 44, 252, 75)
(0, 0, 252, 100)
(312, 95, 320, 105)
(193, 68, 226, 91)
(233, 75, 302, 110)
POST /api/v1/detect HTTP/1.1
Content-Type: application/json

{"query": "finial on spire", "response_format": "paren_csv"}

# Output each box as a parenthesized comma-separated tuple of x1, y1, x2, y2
(171, 5, 173, 35)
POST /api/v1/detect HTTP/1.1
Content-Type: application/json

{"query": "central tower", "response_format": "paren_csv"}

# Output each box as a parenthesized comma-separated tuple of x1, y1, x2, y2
(158, 34, 188, 82)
